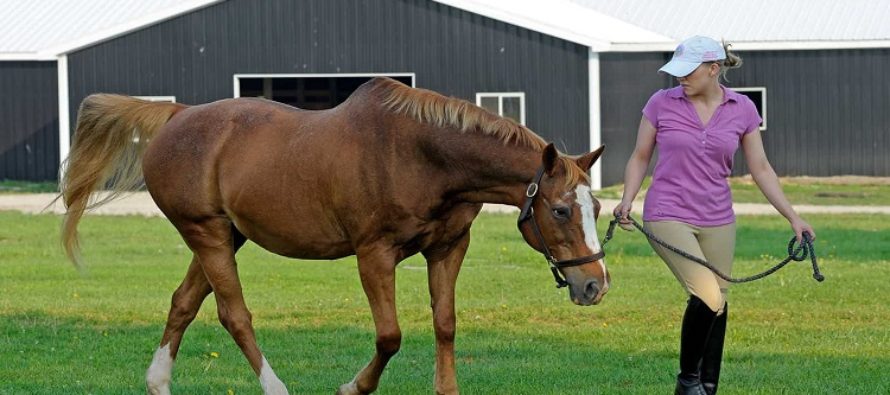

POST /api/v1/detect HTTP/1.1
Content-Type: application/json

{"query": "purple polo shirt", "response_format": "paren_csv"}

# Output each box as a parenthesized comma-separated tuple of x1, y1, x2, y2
(642, 86, 762, 226)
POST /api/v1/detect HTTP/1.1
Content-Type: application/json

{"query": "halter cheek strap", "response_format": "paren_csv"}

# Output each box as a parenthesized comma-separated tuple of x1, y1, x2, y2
(517, 167, 605, 288)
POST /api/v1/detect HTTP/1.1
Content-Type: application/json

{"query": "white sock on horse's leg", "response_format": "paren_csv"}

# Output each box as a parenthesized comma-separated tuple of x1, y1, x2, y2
(146, 344, 174, 395)
(259, 355, 289, 395)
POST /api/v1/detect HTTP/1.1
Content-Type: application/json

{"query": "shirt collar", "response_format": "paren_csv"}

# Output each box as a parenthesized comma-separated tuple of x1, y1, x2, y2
(668, 85, 739, 104)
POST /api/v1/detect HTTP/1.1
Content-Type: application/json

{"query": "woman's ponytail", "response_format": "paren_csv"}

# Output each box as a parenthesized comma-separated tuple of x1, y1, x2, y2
(719, 40, 743, 81)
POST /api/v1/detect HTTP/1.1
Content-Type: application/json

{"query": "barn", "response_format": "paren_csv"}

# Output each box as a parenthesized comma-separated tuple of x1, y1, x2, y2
(580, 0, 890, 185)
(1, 0, 888, 187)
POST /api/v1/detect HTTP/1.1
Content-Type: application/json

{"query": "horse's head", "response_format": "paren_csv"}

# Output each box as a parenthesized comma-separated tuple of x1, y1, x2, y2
(517, 144, 609, 306)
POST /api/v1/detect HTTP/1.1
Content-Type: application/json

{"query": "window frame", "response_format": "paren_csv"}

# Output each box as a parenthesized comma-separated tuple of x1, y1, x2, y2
(134, 96, 177, 103)
(475, 92, 526, 125)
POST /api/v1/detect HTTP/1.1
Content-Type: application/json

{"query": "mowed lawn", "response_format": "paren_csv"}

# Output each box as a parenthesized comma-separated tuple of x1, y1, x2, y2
(1, 211, 888, 394)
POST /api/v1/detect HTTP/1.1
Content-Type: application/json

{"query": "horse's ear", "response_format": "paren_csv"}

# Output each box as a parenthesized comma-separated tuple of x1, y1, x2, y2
(542, 143, 559, 176)
(576, 145, 605, 171)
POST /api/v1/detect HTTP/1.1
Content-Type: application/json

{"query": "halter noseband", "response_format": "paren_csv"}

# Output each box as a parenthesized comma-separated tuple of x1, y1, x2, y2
(517, 166, 605, 288)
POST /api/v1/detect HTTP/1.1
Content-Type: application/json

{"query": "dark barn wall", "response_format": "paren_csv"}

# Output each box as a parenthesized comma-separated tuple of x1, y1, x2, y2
(67, 0, 590, 155)
(728, 49, 890, 177)
(599, 48, 890, 186)
(599, 52, 670, 186)
(0, 61, 59, 181)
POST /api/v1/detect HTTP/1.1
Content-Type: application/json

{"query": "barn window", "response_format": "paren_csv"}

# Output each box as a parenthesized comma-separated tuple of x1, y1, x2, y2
(234, 74, 414, 110)
(475, 92, 525, 125)
(732, 87, 766, 131)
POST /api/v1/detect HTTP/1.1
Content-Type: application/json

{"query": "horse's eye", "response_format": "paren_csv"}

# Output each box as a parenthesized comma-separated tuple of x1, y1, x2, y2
(551, 206, 571, 219)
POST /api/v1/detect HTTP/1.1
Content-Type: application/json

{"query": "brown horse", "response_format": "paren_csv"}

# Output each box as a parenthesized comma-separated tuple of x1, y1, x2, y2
(59, 77, 609, 395)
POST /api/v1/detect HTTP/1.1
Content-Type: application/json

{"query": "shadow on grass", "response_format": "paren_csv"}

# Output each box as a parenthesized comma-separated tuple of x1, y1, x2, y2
(2, 312, 887, 395)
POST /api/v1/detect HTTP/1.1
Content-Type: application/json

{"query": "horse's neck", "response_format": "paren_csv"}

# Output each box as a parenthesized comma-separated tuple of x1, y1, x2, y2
(428, 132, 540, 208)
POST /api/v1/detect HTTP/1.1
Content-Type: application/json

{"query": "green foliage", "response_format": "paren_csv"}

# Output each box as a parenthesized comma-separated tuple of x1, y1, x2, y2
(1, 212, 888, 394)
(0, 180, 58, 194)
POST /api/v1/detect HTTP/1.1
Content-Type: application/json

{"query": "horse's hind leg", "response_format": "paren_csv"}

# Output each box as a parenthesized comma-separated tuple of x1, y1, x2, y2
(338, 247, 401, 395)
(146, 257, 211, 395)
(146, 227, 248, 395)
(180, 218, 288, 394)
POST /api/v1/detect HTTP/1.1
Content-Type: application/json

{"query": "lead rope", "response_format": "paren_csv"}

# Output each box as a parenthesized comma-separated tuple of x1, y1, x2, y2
(602, 215, 825, 283)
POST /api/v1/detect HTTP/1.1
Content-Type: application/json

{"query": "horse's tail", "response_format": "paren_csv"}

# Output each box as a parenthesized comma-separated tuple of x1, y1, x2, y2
(58, 94, 186, 267)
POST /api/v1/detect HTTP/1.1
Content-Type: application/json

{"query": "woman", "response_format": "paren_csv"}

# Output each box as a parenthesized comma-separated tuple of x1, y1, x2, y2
(613, 36, 816, 395)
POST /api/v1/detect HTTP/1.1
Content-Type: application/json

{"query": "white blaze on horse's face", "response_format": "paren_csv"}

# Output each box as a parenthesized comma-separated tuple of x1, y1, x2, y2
(574, 184, 609, 290)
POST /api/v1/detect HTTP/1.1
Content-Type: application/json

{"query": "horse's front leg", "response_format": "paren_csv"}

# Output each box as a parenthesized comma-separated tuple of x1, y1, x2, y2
(338, 247, 401, 395)
(424, 233, 470, 395)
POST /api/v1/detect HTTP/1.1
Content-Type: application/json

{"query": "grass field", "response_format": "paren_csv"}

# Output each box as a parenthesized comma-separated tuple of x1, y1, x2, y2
(1, 211, 888, 394)
(595, 176, 890, 206)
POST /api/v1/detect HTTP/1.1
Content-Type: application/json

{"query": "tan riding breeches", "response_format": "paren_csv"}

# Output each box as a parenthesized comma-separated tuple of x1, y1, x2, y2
(644, 220, 736, 315)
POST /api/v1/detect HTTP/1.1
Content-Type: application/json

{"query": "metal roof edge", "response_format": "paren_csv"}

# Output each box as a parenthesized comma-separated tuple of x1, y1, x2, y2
(608, 40, 890, 53)
(431, 0, 614, 50)
(732, 40, 890, 51)
(37, 0, 223, 58)
(0, 52, 57, 61)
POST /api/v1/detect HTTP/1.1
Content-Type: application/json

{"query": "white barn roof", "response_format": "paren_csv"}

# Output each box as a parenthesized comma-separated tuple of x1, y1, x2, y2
(2, 0, 889, 61)
(570, 0, 890, 51)
(0, 0, 219, 60)
(430, 0, 673, 50)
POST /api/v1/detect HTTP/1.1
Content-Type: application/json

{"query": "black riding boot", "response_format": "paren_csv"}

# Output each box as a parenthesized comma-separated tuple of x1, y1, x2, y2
(701, 303, 728, 395)
(674, 296, 718, 395)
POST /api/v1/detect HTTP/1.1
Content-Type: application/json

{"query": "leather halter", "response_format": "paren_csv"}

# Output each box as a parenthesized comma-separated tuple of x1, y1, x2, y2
(516, 166, 606, 288)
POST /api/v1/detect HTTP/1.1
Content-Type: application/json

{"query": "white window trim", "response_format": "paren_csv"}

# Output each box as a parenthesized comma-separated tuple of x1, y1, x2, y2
(58, 54, 69, 171)
(588, 49, 602, 190)
(134, 96, 177, 103)
(733, 87, 767, 131)
(130, 97, 175, 142)
(475, 92, 526, 125)
(232, 72, 416, 98)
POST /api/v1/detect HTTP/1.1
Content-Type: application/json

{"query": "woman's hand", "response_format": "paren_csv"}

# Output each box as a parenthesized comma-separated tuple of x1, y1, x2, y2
(613, 200, 635, 231)
(790, 217, 816, 243)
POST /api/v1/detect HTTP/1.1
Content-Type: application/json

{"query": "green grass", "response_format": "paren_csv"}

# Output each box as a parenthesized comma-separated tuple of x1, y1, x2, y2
(1, 211, 888, 394)
(0, 180, 58, 194)
(596, 177, 890, 206)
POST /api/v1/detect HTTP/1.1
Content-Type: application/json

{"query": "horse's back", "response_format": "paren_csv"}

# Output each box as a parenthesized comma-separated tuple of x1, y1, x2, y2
(142, 84, 472, 261)
(143, 96, 375, 258)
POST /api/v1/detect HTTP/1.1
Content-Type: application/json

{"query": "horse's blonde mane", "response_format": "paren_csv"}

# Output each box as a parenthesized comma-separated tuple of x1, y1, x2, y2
(374, 78, 546, 150)
(370, 78, 589, 186)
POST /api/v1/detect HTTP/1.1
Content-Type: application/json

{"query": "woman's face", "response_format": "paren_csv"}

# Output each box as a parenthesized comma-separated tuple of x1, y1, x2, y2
(677, 62, 719, 97)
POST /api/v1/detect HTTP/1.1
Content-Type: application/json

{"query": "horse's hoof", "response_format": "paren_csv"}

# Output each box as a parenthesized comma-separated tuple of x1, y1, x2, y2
(146, 382, 171, 395)
(336, 382, 360, 395)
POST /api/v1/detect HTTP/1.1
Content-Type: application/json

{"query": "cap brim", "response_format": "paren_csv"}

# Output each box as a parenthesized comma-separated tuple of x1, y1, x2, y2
(658, 59, 701, 77)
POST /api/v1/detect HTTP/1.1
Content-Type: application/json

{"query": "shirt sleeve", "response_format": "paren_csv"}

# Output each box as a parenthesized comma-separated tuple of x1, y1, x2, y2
(641, 90, 663, 126)
(741, 96, 763, 134)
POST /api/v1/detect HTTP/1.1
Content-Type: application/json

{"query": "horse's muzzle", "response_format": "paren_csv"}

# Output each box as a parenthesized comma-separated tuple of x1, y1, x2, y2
(570, 278, 606, 306)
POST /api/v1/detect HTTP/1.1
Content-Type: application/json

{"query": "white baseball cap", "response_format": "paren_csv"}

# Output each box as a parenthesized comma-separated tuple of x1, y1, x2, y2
(659, 36, 726, 77)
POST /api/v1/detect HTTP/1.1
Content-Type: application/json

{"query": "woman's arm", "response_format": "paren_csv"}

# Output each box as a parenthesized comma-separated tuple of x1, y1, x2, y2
(613, 116, 657, 221)
(741, 129, 816, 241)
